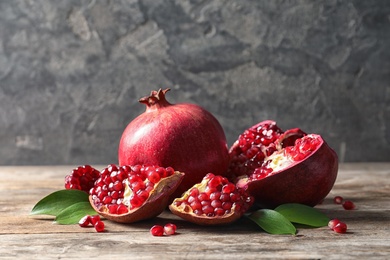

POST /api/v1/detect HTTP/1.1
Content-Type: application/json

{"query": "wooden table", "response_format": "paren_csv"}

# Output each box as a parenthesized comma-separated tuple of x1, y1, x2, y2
(1, 163, 389, 259)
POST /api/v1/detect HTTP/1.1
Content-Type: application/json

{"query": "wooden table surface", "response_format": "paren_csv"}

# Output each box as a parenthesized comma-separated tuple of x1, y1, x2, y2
(0, 163, 389, 259)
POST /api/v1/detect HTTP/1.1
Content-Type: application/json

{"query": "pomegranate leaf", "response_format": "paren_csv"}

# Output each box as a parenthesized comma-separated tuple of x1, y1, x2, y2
(30, 189, 89, 217)
(248, 209, 296, 235)
(274, 203, 330, 227)
(55, 202, 97, 225)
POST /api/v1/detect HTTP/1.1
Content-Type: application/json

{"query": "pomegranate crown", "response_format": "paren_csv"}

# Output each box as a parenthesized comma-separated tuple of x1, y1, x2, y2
(139, 88, 171, 110)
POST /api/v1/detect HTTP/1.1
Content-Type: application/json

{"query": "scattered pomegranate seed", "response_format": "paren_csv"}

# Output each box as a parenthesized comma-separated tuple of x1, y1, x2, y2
(342, 200, 356, 210)
(328, 219, 341, 230)
(150, 225, 164, 236)
(164, 223, 177, 236)
(90, 215, 101, 225)
(94, 221, 105, 232)
(79, 215, 91, 227)
(333, 222, 348, 233)
(333, 196, 343, 204)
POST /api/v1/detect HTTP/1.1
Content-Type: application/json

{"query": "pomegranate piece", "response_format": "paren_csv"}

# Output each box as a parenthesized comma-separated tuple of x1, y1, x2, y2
(333, 196, 344, 204)
(118, 89, 230, 201)
(231, 120, 338, 208)
(89, 164, 184, 223)
(342, 200, 356, 210)
(328, 219, 341, 230)
(79, 215, 92, 227)
(333, 222, 348, 233)
(150, 225, 164, 236)
(94, 221, 105, 232)
(65, 165, 100, 193)
(169, 173, 254, 225)
(164, 223, 177, 235)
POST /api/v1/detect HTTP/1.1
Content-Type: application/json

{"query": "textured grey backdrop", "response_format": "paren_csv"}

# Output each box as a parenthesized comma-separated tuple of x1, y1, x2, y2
(0, 0, 389, 165)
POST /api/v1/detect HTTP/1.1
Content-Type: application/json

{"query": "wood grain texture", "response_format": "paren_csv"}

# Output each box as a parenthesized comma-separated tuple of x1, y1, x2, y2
(0, 163, 389, 259)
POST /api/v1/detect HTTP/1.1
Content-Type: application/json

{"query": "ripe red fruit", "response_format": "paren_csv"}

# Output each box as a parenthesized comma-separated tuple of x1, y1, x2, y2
(150, 225, 164, 236)
(342, 200, 355, 210)
(169, 173, 254, 225)
(89, 164, 184, 223)
(231, 120, 338, 208)
(118, 89, 230, 200)
(164, 223, 177, 236)
(65, 165, 100, 193)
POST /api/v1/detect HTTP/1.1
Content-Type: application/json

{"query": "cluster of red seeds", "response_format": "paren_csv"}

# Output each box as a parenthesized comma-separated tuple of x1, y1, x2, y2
(284, 135, 321, 161)
(89, 164, 175, 215)
(150, 223, 177, 236)
(228, 123, 282, 177)
(65, 165, 100, 193)
(328, 195, 356, 234)
(79, 215, 105, 232)
(173, 173, 254, 217)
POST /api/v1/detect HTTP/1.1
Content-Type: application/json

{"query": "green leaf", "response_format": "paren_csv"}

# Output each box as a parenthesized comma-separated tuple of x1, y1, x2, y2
(248, 209, 296, 235)
(55, 201, 97, 225)
(30, 189, 89, 216)
(274, 203, 330, 227)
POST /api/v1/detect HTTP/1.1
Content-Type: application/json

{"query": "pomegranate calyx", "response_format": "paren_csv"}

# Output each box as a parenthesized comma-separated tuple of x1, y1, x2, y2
(139, 88, 171, 110)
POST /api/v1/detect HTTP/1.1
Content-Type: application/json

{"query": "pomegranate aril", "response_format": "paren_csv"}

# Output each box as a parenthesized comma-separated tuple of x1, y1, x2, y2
(94, 221, 105, 232)
(150, 225, 164, 236)
(342, 200, 355, 210)
(90, 215, 101, 225)
(116, 204, 129, 214)
(79, 215, 91, 227)
(328, 219, 340, 230)
(333, 222, 347, 233)
(333, 196, 343, 204)
(164, 223, 177, 236)
(148, 170, 161, 183)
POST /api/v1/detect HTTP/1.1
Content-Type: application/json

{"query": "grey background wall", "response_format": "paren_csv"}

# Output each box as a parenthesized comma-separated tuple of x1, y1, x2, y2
(0, 0, 389, 165)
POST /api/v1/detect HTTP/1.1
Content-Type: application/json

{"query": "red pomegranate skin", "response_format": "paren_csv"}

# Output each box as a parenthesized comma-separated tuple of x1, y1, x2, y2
(118, 89, 230, 199)
(237, 136, 338, 208)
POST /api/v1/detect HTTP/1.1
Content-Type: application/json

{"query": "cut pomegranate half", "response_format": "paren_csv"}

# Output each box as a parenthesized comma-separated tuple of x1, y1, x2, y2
(89, 164, 185, 223)
(230, 120, 338, 208)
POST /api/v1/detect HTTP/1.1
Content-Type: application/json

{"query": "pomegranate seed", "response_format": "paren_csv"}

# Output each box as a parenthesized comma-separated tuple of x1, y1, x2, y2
(94, 221, 105, 232)
(328, 219, 340, 230)
(90, 215, 101, 226)
(150, 225, 164, 236)
(342, 200, 355, 210)
(117, 204, 129, 214)
(333, 196, 343, 204)
(79, 215, 91, 227)
(333, 222, 348, 233)
(164, 223, 177, 236)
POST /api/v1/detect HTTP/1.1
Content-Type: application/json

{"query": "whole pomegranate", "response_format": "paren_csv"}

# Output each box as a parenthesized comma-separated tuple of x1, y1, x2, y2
(89, 164, 184, 223)
(118, 89, 230, 199)
(229, 120, 338, 208)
